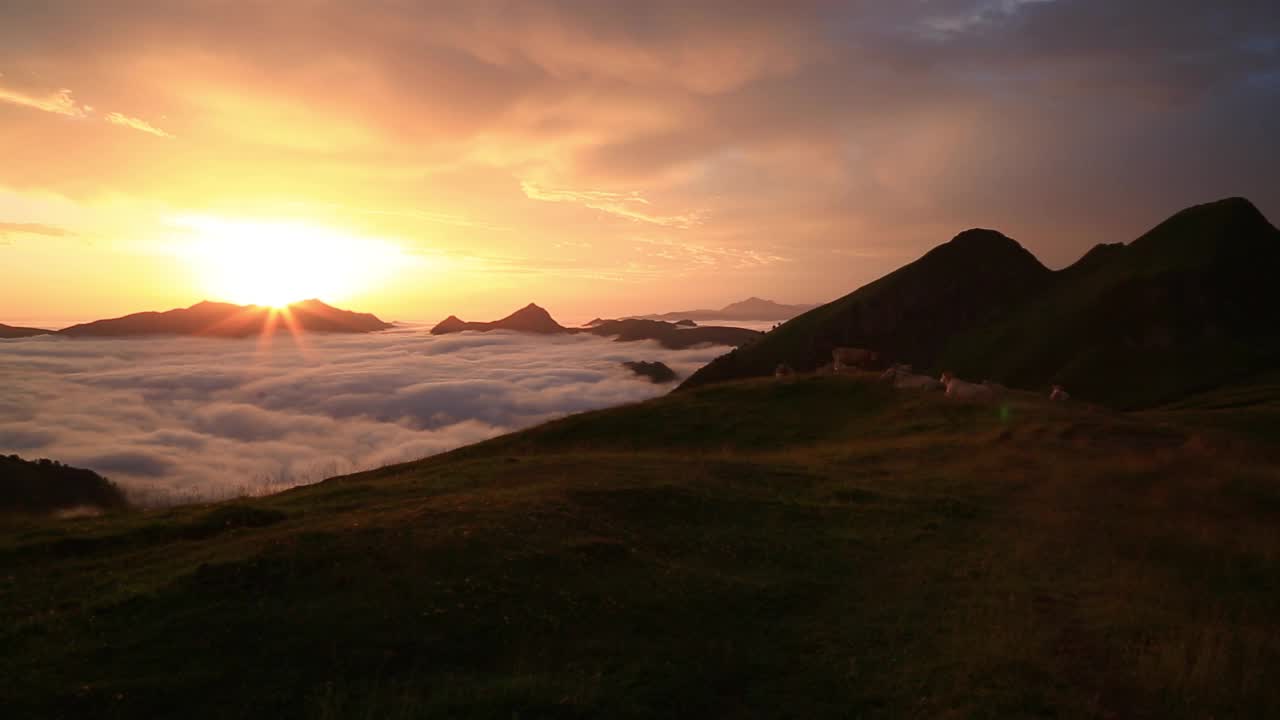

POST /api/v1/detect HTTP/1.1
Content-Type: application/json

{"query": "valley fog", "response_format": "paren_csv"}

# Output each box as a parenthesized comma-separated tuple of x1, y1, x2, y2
(0, 325, 725, 504)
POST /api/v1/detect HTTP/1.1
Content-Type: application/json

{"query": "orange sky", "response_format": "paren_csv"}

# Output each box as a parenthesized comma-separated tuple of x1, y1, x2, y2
(1, 2, 1277, 325)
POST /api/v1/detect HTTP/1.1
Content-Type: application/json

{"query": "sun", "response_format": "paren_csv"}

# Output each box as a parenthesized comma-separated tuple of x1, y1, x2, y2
(176, 216, 406, 308)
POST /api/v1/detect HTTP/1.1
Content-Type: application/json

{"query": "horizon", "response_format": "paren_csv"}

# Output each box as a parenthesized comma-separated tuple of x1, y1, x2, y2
(5, 195, 1276, 330)
(3, 3, 1278, 323)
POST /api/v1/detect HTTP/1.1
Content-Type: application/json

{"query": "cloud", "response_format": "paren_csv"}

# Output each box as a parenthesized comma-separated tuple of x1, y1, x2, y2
(0, 85, 86, 117)
(521, 181, 704, 228)
(104, 111, 173, 138)
(0, 325, 727, 504)
(0, 221, 73, 241)
(0, 82, 173, 138)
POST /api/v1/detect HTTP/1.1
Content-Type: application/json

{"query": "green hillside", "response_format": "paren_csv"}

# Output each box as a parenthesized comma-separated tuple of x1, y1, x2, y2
(3, 376, 1277, 718)
(681, 198, 1280, 410)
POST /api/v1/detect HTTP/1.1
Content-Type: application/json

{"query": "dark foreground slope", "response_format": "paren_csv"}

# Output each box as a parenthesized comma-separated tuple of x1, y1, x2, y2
(681, 229, 1051, 388)
(3, 377, 1277, 718)
(942, 198, 1280, 408)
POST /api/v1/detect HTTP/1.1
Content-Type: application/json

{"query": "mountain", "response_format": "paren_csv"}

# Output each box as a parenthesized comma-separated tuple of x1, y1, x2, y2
(58, 299, 392, 337)
(940, 197, 1280, 408)
(585, 318, 761, 350)
(681, 197, 1280, 410)
(681, 228, 1051, 389)
(0, 454, 128, 514)
(635, 297, 818, 322)
(431, 304, 761, 349)
(621, 360, 678, 383)
(431, 303, 566, 335)
(0, 323, 51, 339)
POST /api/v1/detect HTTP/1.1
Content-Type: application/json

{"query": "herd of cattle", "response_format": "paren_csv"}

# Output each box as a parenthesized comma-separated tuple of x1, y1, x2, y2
(774, 347, 1070, 402)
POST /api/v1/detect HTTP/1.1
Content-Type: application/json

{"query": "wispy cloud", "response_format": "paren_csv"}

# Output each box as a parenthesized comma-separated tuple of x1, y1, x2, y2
(920, 0, 1057, 36)
(0, 85, 86, 117)
(105, 111, 173, 139)
(0, 83, 172, 137)
(634, 235, 789, 270)
(0, 221, 74, 243)
(521, 181, 705, 229)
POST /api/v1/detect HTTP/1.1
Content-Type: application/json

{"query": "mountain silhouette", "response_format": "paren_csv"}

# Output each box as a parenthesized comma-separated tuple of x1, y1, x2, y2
(0, 454, 128, 514)
(0, 323, 51, 339)
(431, 303, 566, 335)
(431, 304, 761, 349)
(681, 197, 1280, 409)
(585, 318, 760, 350)
(941, 197, 1280, 407)
(681, 228, 1050, 389)
(58, 300, 392, 337)
(622, 360, 678, 383)
(634, 297, 817, 322)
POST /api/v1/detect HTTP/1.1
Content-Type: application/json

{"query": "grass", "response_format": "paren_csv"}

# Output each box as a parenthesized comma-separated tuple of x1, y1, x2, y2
(2, 375, 1278, 718)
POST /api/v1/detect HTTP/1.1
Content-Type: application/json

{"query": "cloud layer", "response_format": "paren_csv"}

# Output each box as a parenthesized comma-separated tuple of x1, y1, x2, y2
(0, 326, 724, 504)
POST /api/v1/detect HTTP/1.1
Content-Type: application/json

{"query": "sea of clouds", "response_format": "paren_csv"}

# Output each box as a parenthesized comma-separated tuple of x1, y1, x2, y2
(0, 325, 726, 504)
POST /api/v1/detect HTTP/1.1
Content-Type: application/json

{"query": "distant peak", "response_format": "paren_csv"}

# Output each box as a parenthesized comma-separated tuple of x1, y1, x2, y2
(949, 228, 1018, 247)
(1131, 196, 1278, 254)
(1169, 196, 1265, 223)
(511, 303, 551, 316)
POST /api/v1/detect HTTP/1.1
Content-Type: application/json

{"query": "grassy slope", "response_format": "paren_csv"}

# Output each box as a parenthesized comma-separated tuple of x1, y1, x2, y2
(3, 377, 1279, 718)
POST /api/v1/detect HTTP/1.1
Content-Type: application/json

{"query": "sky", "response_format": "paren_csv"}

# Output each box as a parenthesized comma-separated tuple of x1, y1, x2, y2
(1, 1, 1278, 325)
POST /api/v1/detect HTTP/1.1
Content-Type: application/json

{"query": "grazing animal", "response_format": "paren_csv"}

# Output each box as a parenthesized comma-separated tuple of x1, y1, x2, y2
(879, 364, 911, 382)
(775, 363, 795, 378)
(832, 347, 879, 372)
(940, 372, 996, 401)
(1050, 385, 1071, 402)
(981, 380, 1009, 398)
(882, 364, 943, 390)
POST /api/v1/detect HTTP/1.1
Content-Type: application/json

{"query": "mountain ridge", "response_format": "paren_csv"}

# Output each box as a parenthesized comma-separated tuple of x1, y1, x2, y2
(57, 299, 392, 337)
(681, 197, 1280, 409)
(0, 323, 52, 339)
(430, 304, 763, 350)
(631, 297, 818, 322)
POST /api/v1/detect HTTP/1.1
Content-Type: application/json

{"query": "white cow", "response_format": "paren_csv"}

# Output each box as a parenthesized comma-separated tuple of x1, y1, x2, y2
(882, 364, 943, 390)
(940, 372, 996, 401)
(981, 380, 1009, 399)
(833, 347, 879, 372)
(879, 364, 912, 382)
(1050, 385, 1071, 402)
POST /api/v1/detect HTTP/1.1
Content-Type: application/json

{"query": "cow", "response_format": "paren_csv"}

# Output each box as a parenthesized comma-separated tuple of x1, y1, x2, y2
(775, 363, 795, 378)
(1050, 385, 1071, 402)
(832, 347, 879, 372)
(879, 363, 911, 382)
(940, 372, 996, 401)
(981, 380, 1010, 399)
(881, 364, 943, 390)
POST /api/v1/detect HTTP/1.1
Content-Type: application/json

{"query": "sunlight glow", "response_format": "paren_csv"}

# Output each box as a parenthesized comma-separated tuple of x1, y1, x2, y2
(174, 216, 410, 307)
